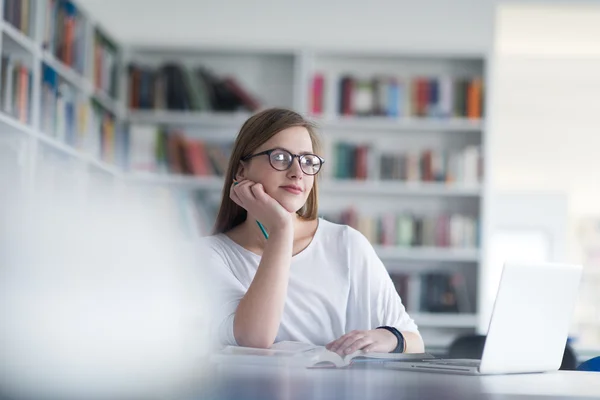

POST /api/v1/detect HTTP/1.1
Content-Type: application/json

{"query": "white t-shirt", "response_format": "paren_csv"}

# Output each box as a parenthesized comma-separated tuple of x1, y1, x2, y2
(200, 218, 418, 347)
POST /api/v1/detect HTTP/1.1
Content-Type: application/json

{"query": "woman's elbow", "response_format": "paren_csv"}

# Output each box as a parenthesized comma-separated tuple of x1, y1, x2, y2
(235, 335, 273, 349)
(233, 324, 274, 349)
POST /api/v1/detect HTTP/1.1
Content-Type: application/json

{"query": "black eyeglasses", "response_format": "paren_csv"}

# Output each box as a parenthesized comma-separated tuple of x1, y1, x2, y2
(242, 148, 325, 176)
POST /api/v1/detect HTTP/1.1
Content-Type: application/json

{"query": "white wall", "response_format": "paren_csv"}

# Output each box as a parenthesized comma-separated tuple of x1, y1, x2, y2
(491, 3, 600, 263)
(78, 0, 494, 53)
(488, 3, 600, 346)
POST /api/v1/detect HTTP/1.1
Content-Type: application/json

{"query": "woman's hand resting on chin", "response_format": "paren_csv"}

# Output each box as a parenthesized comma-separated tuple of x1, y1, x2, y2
(230, 180, 293, 233)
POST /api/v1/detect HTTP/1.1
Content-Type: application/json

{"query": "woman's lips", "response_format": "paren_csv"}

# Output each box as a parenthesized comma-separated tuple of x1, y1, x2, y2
(280, 185, 303, 195)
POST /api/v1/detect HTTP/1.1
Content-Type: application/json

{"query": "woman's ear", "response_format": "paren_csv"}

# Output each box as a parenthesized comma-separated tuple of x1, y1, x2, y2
(235, 161, 247, 181)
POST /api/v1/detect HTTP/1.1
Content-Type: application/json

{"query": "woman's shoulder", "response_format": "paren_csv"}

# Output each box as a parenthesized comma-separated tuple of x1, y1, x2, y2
(198, 233, 232, 258)
(316, 218, 371, 247)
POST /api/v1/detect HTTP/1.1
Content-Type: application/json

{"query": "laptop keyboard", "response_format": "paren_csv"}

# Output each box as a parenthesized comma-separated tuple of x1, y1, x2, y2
(425, 359, 481, 367)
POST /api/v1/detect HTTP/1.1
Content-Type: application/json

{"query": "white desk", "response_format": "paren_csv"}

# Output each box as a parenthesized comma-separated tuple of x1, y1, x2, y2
(205, 364, 600, 400)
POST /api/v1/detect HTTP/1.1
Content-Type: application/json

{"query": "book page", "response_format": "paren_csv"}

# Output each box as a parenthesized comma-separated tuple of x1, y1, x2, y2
(270, 341, 322, 353)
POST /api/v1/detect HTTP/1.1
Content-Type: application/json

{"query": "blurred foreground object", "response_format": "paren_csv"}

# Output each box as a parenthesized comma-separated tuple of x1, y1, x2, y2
(0, 172, 213, 400)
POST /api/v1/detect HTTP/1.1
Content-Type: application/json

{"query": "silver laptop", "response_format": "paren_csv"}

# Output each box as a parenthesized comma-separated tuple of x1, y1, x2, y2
(386, 262, 582, 375)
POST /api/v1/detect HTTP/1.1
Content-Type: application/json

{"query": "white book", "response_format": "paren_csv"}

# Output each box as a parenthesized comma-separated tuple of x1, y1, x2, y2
(212, 341, 433, 369)
(438, 76, 453, 118)
(128, 124, 159, 172)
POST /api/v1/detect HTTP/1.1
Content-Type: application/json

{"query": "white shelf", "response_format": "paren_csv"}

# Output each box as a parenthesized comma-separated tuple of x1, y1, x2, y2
(314, 116, 483, 132)
(126, 110, 252, 128)
(377, 246, 480, 262)
(115, 174, 481, 197)
(0, 111, 35, 135)
(40, 52, 121, 116)
(412, 313, 478, 328)
(1, 20, 39, 56)
(92, 89, 122, 117)
(0, 112, 121, 176)
(320, 180, 482, 197)
(42, 50, 92, 94)
(124, 173, 224, 189)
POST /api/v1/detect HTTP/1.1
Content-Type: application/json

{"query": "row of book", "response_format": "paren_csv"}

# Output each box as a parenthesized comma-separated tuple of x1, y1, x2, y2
(1, 56, 31, 124)
(128, 125, 232, 176)
(3, 0, 32, 36)
(390, 272, 472, 314)
(93, 31, 119, 97)
(311, 74, 483, 119)
(43, 0, 86, 75)
(41, 64, 122, 164)
(332, 143, 482, 184)
(324, 209, 479, 248)
(128, 64, 260, 112)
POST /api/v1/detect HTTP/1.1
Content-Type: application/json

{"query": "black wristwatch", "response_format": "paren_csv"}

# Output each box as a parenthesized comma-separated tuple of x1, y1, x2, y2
(377, 326, 405, 353)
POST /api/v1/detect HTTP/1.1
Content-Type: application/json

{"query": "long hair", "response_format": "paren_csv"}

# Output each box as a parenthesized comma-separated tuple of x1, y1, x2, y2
(212, 108, 322, 235)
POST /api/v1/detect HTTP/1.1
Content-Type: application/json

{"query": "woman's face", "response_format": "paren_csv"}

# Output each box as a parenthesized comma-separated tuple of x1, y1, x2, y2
(237, 126, 316, 214)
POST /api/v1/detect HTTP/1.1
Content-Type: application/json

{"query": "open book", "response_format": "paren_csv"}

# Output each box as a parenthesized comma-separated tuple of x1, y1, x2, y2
(212, 341, 433, 368)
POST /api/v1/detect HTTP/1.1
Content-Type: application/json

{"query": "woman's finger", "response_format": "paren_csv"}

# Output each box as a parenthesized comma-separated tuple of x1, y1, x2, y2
(363, 343, 378, 353)
(327, 332, 352, 351)
(250, 183, 271, 203)
(333, 331, 364, 355)
(236, 180, 257, 203)
(345, 337, 373, 355)
(230, 187, 244, 208)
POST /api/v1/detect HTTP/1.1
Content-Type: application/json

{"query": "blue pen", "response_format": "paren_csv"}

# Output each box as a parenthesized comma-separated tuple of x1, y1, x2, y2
(233, 181, 269, 239)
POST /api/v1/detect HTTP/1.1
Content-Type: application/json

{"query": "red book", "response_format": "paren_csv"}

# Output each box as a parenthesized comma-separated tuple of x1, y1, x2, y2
(64, 17, 75, 66)
(223, 77, 261, 111)
(18, 66, 29, 123)
(185, 140, 212, 176)
(422, 150, 433, 182)
(418, 79, 430, 117)
(342, 77, 354, 116)
(130, 68, 140, 109)
(311, 74, 324, 115)
(355, 146, 368, 180)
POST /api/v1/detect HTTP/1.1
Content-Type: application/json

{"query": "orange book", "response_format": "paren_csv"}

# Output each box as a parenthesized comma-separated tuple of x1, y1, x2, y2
(467, 78, 482, 119)
(102, 116, 115, 162)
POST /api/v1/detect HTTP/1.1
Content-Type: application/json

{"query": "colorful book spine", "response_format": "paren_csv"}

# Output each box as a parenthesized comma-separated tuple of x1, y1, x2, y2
(324, 210, 479, 249)
(323, 74, 483, 119)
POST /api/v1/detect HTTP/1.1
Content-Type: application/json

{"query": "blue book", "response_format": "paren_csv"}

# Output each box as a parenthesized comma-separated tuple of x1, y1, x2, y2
(428, 79, 439, 117)
(387, 80, 399, 118)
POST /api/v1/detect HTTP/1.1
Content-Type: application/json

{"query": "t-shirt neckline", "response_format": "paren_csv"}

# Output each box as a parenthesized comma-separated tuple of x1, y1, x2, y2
(219, 218, 322, 261)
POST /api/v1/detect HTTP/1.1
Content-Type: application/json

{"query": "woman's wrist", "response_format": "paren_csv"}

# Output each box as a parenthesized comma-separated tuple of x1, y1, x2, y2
(269, 220, 294, 235)
(376, 326, 405, 353)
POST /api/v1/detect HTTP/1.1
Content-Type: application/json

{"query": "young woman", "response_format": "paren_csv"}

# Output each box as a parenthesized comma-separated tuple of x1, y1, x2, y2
(202, 108, 424, 355)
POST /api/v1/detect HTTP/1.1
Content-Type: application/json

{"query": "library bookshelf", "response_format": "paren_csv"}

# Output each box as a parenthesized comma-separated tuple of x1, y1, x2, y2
(1, 0, 488, 339)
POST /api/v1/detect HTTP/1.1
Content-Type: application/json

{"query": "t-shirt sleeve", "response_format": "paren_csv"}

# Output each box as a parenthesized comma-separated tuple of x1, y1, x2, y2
(346, 227, 419, 334)
(199, 238, 245, 347)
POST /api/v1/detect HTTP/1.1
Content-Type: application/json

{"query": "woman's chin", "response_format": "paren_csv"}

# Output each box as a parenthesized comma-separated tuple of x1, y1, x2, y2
(276, 199, 305, 214)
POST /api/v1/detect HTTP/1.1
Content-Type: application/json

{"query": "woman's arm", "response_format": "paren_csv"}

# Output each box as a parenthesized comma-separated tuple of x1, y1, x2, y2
(402, 331, 425, 353)
(328, 227, 425, 354)
(233, 224, 293, 348)
(229, 180, 294, 348)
